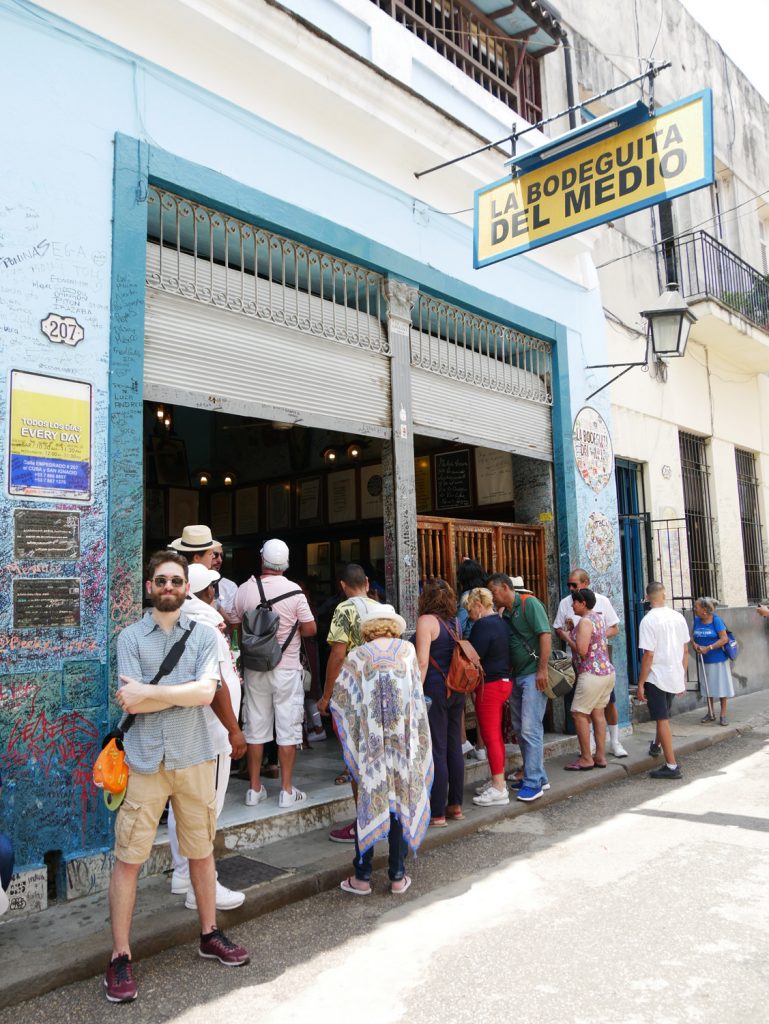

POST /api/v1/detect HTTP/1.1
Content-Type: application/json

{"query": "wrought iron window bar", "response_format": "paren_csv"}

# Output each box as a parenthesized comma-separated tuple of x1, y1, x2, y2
(735, 448, 768, 602)
(371, 0, 543, 122)
(679, 431, 718, 601)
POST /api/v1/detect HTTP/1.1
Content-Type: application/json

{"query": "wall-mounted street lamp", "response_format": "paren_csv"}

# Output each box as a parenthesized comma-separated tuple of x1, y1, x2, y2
(585, 286, 697, 401)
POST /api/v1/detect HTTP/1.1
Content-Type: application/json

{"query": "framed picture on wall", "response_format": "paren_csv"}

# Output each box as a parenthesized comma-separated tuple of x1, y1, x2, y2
(297, 477, 321, 523)
(210, 491, 233, 537)
(168, 488, 199, 537)
(360, 464, 383, 519)
(235, 486, 259, 534)
(475, 448, 514, 506)
(152, 435, 189, 487)
(268, 481, 292, 529)
(145, 488, 166, 539)
(327, 469, 356, 523)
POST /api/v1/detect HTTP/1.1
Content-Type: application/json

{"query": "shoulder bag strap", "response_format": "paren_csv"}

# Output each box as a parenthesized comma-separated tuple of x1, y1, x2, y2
(507, 598, 537, 659)
(119, 621, 197, 737)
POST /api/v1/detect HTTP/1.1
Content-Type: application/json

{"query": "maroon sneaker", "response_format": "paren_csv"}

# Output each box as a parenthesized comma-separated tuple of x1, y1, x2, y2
(104, 954, 137, 1002)
(329, 822, 357, 843)
(199, 929, 250, 966)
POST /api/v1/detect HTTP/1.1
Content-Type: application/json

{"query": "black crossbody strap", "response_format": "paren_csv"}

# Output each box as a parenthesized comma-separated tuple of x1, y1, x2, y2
(255, 576, 302, 608)
(119, 621, 197, 737)
(507, 599, 537, 659)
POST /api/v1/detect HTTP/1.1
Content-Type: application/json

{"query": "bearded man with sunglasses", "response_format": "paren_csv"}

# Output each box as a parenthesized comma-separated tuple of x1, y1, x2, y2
(104, 551, 250, 1004)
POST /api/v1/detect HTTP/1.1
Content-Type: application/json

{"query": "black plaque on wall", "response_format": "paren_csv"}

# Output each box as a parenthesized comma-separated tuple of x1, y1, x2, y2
(13, 510, 81, 560)
(13, 579, 81, 630)
(435, 449, 472, 510)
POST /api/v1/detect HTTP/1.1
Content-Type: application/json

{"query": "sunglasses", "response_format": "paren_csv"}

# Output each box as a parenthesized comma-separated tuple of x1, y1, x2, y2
(153, 575, 186, 588)
(211, 552, 223, 559)
(568, 582, 580, 589)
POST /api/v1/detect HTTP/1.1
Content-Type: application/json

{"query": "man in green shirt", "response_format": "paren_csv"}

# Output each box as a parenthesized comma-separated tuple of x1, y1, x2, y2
(488, 573, 552, 803)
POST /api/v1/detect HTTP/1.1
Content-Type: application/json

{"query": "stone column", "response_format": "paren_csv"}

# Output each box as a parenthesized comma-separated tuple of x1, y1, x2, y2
(383, 278, 419, 629)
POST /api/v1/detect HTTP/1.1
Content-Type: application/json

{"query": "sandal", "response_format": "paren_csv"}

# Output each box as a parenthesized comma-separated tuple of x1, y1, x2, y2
(564, 761, 594, 771)
(430, 817, 448, 828)
(719, 716, 728, 726)
(340, 877, 371, 896)
(335, 771, 352, 785)
(391, 875, 412, 895)
(445, 807, 465, 820)
(701, 713, 716, 723)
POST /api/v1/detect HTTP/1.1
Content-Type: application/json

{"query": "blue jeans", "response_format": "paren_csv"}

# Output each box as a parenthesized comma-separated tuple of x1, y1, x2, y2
(509, 672, 548, 790)
(0, 833, 14, 891)
(353, 814, 408, 882)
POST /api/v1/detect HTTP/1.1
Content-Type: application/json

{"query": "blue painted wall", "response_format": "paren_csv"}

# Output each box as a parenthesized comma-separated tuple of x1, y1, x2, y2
(0, 0, 625, 873)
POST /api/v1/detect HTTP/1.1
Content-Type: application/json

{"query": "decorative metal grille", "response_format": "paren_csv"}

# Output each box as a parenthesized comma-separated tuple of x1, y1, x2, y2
(651, 518, 691, 611)
(146, 187, 388, 353)
(679, 431, 718, 600)
(735, 448, 768, 602)
(410, 294, 552, 404)
(658, 230, 769, 333)
(371, 0, 544, 122)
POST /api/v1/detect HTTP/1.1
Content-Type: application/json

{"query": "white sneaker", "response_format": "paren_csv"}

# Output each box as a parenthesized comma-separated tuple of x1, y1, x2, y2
(245, 787, 267, 807)
(610, 740, 629, 758)
(185, 880, 245, 912)
(475, 779, 493, 795)
(170, 869, 190, 895)
(278, 786, 307, 809)
(473, 786, 509, 806)
(506, 771, 523, 783)
(461, 740, 474, 756)
(470, 748, 487, 762)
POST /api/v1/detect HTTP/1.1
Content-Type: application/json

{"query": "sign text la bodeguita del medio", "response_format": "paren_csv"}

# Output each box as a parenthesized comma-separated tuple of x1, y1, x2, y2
(474, 91, 713, 267)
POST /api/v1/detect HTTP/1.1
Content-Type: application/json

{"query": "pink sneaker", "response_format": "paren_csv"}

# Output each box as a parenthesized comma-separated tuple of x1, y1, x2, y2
(329, 822, 357, 843)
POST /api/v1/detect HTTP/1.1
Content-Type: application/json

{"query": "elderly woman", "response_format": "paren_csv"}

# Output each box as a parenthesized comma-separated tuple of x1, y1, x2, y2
(331, 605, 432, 896)
(691, 596, 734, 725)
(465, 587, 513, 806)
(563, 588, 615, 770)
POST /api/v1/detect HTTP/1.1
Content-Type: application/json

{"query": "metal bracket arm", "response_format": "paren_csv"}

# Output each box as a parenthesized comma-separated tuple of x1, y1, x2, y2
(584, 360, 648, 401)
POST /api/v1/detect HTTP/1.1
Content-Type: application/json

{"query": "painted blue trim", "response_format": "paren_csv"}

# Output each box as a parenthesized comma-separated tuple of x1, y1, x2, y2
(474, 89, 715, 268)
(550, 323, 578, 587)
(507, 101, 651, 173)
(144, 139, 560, 344)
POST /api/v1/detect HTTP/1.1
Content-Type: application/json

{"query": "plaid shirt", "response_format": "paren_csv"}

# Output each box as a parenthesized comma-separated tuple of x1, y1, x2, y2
(116, 610, 219, 774)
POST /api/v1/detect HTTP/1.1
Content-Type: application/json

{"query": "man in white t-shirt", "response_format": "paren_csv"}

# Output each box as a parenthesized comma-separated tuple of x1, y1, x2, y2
(168, 564, 246, 910)
(234, 539, 317, 809)
(554, 567, 627, 758)
(636, 581, 690, 779)
(210, 544, 238, 623)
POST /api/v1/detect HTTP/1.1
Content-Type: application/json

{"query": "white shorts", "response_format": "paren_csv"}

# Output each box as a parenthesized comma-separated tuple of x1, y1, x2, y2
(242, 666, 304, 746)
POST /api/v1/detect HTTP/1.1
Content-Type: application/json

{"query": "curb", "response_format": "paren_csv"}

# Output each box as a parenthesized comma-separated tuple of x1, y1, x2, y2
(0, 716, 763, 1009)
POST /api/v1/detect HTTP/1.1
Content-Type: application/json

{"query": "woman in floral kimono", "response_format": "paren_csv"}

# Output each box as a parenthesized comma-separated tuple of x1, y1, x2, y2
(331, 604, 433, 895)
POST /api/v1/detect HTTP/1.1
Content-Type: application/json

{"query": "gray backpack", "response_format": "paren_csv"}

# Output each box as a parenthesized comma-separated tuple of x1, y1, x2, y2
(240, 577, 303, 672)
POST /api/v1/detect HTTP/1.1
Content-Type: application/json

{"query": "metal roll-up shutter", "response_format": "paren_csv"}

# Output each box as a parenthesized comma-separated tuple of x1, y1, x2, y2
(408, 305, 553, 460)
(144, 288, 391, 438)
(410, 365, 552, 460)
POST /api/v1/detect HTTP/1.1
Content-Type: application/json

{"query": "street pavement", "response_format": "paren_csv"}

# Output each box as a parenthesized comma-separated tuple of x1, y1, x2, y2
(4, 722, 769, 1023)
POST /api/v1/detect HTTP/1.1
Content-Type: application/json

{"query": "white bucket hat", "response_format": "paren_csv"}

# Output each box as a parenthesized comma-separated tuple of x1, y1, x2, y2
(170, 524, 219, 553)
(509, 575, 534, 594)
(359, 602, 407, 636)
(188, 564, 220, 594)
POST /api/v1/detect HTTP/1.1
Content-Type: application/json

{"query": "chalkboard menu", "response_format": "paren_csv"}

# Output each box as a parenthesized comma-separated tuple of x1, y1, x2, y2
(435, 449, 472, 510)
(13, 578, 81, 630)
(14, 510, 80, 560)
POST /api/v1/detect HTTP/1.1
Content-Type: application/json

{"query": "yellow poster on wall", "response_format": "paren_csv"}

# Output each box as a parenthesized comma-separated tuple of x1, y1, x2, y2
(8, 370, 92, 501)
(474, 90, 713, 267)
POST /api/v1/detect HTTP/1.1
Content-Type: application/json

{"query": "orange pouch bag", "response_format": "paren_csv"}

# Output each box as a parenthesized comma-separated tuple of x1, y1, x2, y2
(93, 736, 129, 795)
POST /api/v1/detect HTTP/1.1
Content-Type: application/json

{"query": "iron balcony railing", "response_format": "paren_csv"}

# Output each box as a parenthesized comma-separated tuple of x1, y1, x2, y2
(659, 230, 769, 332)
(371, 0, 544, 122)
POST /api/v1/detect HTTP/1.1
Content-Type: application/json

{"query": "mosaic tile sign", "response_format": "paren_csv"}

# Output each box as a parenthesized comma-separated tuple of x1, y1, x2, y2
(573, 406, 613, 494)
(585, 511, 616, 573)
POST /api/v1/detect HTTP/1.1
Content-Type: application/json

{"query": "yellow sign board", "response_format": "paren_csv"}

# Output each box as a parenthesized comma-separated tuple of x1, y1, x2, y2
(474, 91, 713, 267)
(8, 370, 92, 501)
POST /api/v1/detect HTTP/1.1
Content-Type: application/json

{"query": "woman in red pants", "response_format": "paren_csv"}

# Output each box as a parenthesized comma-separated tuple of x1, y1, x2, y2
(466, 588, 514, 806)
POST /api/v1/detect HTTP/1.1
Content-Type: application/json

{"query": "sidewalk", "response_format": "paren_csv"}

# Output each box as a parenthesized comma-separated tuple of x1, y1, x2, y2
(2, 689, 768, 1009)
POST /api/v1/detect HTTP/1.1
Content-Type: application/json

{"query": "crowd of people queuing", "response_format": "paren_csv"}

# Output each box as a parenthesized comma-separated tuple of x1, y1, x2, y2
(95, 520, 744, 1002)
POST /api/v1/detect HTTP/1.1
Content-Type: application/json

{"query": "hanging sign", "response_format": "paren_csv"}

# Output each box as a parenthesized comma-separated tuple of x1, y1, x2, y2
(8, 370, 92, 501)
(474, 90, 713, 267)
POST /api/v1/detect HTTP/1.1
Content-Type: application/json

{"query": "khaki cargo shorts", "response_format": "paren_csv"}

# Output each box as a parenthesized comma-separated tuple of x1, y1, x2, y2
(114, 759, 216, 865)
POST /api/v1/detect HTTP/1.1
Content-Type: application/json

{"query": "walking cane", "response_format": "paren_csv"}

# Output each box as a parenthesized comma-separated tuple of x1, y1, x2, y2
(698, 651, 712, 717)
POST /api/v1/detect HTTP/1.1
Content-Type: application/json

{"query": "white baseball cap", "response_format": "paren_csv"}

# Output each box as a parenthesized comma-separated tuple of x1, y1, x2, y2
(188, 564, 220, 594)
(261, 538, 289, 571)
